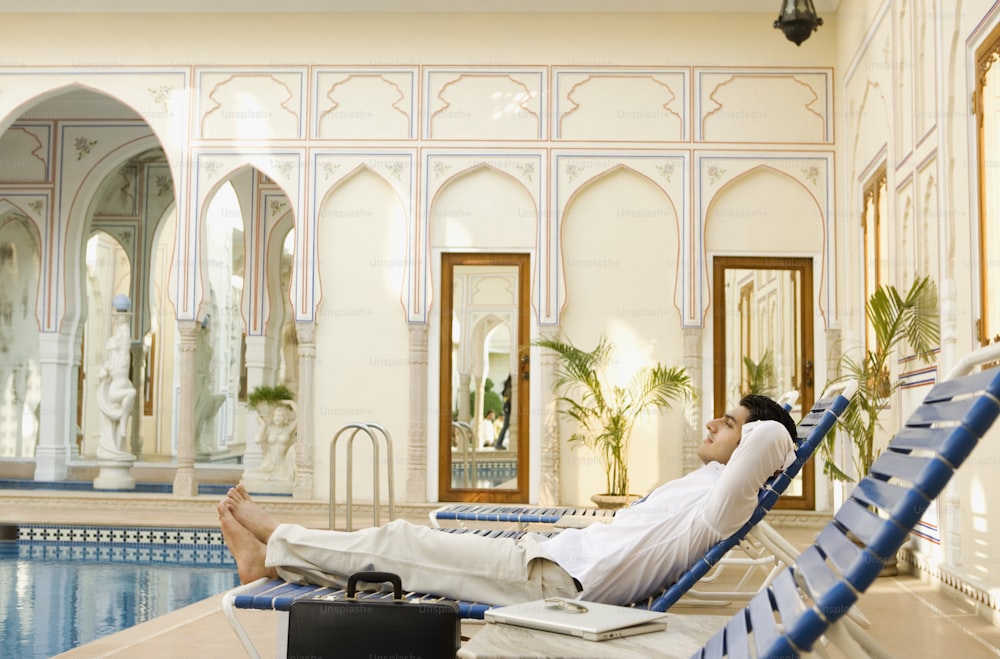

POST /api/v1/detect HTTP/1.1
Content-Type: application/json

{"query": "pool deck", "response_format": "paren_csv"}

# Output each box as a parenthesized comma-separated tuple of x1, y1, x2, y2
(4, 491, 1000, 658)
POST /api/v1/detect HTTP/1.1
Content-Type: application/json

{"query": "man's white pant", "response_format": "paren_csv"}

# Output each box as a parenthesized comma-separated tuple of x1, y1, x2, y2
(266, 519, 580, 606)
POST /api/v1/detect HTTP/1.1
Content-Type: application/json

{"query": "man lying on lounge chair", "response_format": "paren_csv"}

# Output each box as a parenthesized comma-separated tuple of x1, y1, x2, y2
(219, 394, 797, 607)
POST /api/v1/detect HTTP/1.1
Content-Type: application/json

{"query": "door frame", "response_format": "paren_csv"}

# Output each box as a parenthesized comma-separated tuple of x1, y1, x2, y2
(712, 256, 816, 510)
(438, 252, 530, 503)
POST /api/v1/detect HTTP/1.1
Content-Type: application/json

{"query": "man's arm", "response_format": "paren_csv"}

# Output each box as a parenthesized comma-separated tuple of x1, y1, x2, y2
(702, 420, 794, 537)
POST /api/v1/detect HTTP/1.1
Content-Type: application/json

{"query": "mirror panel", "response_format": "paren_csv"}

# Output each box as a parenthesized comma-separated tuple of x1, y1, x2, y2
(713, 256, 815, 508)
(440, 253, 529, 503)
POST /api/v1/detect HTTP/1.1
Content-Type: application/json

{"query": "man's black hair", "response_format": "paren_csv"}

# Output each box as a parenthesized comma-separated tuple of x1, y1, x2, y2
(738, 394, 799, 445)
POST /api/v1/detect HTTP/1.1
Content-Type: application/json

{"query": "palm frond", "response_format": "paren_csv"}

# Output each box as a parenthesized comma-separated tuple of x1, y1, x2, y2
(823, 275, 940, 481)
(534, 333, 693, 496)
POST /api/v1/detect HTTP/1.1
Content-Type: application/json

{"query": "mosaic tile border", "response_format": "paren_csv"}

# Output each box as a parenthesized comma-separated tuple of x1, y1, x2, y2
(17, 524, 227, 548)
(15, 542, 235, 567)
(0, 479, 237, 495)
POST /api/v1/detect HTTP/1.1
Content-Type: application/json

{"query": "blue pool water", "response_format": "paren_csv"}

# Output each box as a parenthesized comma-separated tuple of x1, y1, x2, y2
(0, 527, 240, 658)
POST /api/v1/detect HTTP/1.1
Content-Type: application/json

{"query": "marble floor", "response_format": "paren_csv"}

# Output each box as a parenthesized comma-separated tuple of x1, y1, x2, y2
(4, 491, 999, 658)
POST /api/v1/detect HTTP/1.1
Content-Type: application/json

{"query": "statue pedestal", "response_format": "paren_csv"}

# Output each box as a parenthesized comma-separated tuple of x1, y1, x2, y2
(94, 458, 137, 490)
(240, 475, 293, 495)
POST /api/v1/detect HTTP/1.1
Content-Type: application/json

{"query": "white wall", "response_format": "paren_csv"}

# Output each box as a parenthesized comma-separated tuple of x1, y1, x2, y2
(834, 0, 1000, 599)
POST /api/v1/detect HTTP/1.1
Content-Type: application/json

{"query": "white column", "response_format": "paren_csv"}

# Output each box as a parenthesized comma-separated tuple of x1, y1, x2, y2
(34, 332, 78, 481)
(406, 324, 428, 502)
(457, 373, 472, 423)
(293, 322, 315, 499)
(538, 340, 560, 507)
(128, 340, 144, 456)
(173, 320, 199, 496)
(682, 327, 704, 474)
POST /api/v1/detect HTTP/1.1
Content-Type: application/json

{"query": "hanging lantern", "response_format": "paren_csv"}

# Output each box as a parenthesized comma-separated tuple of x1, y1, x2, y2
(774, 0, 823, 46)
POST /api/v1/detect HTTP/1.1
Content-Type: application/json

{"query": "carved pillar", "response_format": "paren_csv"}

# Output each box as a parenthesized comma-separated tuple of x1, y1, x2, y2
(293, 322, 316, 499)
(34, 332, 78, 481)
(681, 327, 704, 474)
(242, 334, 277, 470)
(129, 340, 144, 456)
(538, 340, 560, 506)
(457, 373, 472, 423)
(173, 320, 199, 496)
(407, 324, 428, 502)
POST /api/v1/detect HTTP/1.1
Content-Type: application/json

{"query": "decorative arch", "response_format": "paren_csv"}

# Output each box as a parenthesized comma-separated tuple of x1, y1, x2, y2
(551, 153, 687, 326)
(0, 199, 44, 249)
(60, 133, 166, 336)
(703, 163, 828, 326)
(187, 152, 304, 323)
(424, 161, 539, 322)
(428, 162, 539, 223)
(417, 151, 543, 324)
(0, 84, 179, 335)
(461, 312, 507, 382)
(313, 163, 410, 327)
(318, 162, 408, 213)
(0, 81, 184, 166)
(309, 151, 415, 323)
(558, 163, 683, 323)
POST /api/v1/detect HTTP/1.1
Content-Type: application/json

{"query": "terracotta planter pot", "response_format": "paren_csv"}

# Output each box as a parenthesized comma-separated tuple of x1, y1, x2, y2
(590, 493, 641, 510)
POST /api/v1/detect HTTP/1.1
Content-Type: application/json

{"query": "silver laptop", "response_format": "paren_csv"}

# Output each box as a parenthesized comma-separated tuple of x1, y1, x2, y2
(484, 598, 668, 642)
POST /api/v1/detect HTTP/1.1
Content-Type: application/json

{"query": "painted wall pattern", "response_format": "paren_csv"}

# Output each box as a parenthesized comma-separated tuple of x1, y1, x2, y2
(0, 60, 836, 505)
(0, 65, 835, 332)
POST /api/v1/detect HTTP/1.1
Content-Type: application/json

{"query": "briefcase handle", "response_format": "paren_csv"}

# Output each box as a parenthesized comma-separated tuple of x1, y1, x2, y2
(346, 571, 403, 599)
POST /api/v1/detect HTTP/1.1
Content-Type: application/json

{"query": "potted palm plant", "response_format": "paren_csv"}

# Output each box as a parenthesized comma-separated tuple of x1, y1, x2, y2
(822, 275, 939, 482)
(247, 383, 295, 414)
(535, 334, 693, 508)
(741, 350, 775, 397)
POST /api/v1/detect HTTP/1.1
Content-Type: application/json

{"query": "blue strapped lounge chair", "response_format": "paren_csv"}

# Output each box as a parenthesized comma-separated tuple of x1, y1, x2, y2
(693, 343, 1000, 658)
(223, 382, 855, 657)
(637, 379, 855, 611)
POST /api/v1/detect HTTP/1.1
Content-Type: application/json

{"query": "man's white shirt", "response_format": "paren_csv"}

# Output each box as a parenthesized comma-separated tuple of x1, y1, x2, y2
(538, 420, 796, 605)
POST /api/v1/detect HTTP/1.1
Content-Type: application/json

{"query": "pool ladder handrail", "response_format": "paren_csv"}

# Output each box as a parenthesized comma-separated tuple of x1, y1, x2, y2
(452, 420, 476, 488)
(329, 422, 395, 531)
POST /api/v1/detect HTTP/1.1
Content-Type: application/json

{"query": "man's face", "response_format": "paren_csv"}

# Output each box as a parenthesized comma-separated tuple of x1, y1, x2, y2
(697, 405, 751, 465)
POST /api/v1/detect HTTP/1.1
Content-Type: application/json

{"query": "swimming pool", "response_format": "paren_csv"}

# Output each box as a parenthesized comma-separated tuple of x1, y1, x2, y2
(0, 524, 240, 658)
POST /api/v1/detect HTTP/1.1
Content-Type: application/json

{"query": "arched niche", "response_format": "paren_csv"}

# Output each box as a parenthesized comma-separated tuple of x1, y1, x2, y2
(705, 166, 824, 256)
(191, 176, 251, 461)
(705, 167, 823, 509)
(75, 143, 177, 461)
(81, 231, 132, 459)
(558, 166, 685, 503)
(314, 165, 409, 503)
(428, 165, 537, 251)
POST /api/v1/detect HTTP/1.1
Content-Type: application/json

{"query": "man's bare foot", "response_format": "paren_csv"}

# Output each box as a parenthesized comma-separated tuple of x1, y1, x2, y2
(225, 484, 280, 543)
(220, 505, 277, 584)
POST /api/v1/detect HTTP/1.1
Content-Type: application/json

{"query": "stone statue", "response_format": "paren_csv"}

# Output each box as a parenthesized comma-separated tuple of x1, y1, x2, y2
(244, 400, 297, 482)
(96, 315, 136, 461)
(193, 316, 226, 454)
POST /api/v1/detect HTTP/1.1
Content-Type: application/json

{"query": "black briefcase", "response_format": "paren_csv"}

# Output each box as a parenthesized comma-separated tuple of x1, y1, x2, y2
(285, 571, 461, 658)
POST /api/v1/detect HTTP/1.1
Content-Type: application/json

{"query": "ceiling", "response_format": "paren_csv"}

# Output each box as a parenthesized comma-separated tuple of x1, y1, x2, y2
(0, 0, 840, 13)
